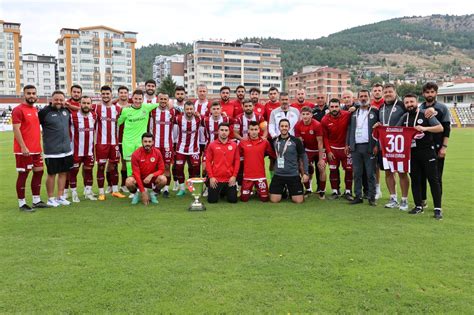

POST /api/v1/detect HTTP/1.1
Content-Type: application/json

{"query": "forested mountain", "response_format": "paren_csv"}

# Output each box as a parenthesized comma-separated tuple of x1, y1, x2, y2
(135, 14, 474, 81)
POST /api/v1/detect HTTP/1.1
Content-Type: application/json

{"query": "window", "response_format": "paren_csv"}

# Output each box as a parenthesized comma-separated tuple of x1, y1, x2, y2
(244, 67, 259, 72)
(7, 52, 14, 60)
(43, 64, 50, 69)
(243, 51, 259, 56)
(212, 65, 222, 70)
(44, 86, 51, 90)
(27, 63, 34, 69)
(224, 58, 240, 63)
(224, 74, 241, 79)
(27, 78, 35, 83)
(224, 50, 241, 55)
(72, 57, 77, 63)
(71, 47, 77, 54)
(212, 73, 222, 78)
(224, 66, 241, 71)
(71, 39, 78, 45)
(8, 71, 15, 78)
(8, 42, 14, 50)
(9, 81, 15, 88)
(43, 71, 50, 76)
(44, 79, 51, 83)
(27, 71, 34, 75)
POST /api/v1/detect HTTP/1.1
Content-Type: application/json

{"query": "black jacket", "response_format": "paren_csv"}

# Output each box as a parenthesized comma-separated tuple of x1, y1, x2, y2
(39, 105, 71, 157)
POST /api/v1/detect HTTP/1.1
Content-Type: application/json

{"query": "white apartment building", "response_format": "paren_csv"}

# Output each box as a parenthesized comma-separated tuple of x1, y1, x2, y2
(0, 20, 22, 95)
(22, 54, 56, 96)
(153, 54, 184, 86)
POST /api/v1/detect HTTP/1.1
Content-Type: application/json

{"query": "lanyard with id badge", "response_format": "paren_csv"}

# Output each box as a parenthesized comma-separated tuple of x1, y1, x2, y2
(406, 109, 421, 148)
(276, 138, 291, 169)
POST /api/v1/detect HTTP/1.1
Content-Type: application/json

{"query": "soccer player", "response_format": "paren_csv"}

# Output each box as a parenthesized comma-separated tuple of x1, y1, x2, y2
(125, 132, 167, 205)
(218, 86, 236, 118)
(116, 85, 132, 193)
(346, 92, 379, 206)
(149, 93, 176, 197)
(269, 119, 309, 204)
(171, 85, 186, 114)
(370, 83, 384, 110)
(268, 92, 300, 139)
(202, 101, 232, 144)
(194, 83, 209, 116)
(239, 121, 275, 202)
(173, 101, 201, 196)
(94, 85, 125, 200)
(264, 87, 280, 122)
(321, 98, 353, 200)
(233, 98, 267, 140)
(118, 89, 158, 177)
(206, 123, 240, 204)
(294, 106, 325, 198)
(144, 79, 158, 103)
(249, 87, 265, 116)
(396, 94, 444, 219)
(231, 85, 246, 117)
(312, 93, 329, 122)
(419, 82, 450, 206)
(39, 91, 73, 207)
(69, 96, 97, 202)
(65, 84, 82, 111)
(291, 89, 314, 112)
(12, 85, 48, 212)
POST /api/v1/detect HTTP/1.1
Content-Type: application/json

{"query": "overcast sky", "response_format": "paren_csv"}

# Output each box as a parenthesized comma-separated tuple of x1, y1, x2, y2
(1, 0, 472, 56)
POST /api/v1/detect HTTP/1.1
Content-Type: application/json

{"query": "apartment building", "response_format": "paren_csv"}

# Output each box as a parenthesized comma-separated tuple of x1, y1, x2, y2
(287, 66, 351, 99)
(22, 53, 56, 96)
(0, 20, 22, 95)
(56, 25, 137, 96)
(153, 54, 184, 86)
(184, 41, 282, 98)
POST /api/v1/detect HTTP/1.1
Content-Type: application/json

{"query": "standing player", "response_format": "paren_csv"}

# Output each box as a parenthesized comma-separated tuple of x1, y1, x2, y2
(144, 79, 158, 103)
(294, 106, 325, 198)
(239, 121, 275, 202)
(12, 85, 48, 211)
(312, 93, 329, 122)
(218, 86, 235, 118)
(233, 99, 267, 140)
(268, 92, 300, 139)
(65, 84, 82, 112)
(231, 85, 246, 117)
(173, 101, 201, 196)
(149, 93, 176, 197)
(69, 96, 97, 202)
(116, 85, 132, 193)
(118, 89, 158, 177)
(291, 89, 314, 112)
(194, 84, 209, 116)
(249, 87, 265, 116)
(170, 85, 187, 190)
(202, 101, 232, 145)
(370, 83, 384, 110)
(125, 132, 167, 205)
(94, 85, 125, 200)
(321, 98, 353, 200)
(264, 87, 280, 122)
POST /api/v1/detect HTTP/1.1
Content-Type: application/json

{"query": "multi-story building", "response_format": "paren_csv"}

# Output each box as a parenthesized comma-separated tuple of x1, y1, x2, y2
(0, 20, 22, 95)
(56, 25, 137, 96)
(287, 66, 351, 99)
(184, 41, 282, 98)
(22, 53, 56, 96)
(153, 54, 184, 86)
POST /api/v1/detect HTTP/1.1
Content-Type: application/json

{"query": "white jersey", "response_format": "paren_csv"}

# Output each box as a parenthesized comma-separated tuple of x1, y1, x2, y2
(70, 110, 96, 157)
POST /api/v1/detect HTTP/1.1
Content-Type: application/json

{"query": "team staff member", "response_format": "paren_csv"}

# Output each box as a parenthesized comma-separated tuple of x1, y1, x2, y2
(12, 85, 48, 212)
(396, 94, 444, 220)
(206, 123, 240, 204)
(39, 91, 73, 207)
(269, 119, 309, 204)
(126, 133, 167, 205)
(239, 121, 275, 202)
(346, 91, 379, 206)
(312, 93, 329, 122)
(419, 82, 450, 206)
(268, 92, 300, 138)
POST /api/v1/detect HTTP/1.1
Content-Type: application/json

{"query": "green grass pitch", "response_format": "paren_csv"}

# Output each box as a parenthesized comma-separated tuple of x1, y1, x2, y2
(0, 130, 473, 313)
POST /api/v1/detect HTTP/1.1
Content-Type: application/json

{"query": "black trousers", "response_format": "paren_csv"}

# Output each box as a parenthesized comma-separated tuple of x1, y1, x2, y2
(207, 182, 238, 204)
(410, 148, 442, 208)
(421, 154, 445, 200)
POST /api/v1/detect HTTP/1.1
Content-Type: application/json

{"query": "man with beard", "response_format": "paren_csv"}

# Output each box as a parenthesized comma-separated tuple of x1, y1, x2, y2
(12, 85, 48, 212)
(65, 84, 82, 111)
(312, 93, 329, 122)
(94, 85, 125, 200)
(231, 85, 245, 117)
(294, 106, 325, 198)
(126, 132, 167, 205)
(346, 90, 379, 206)
(69, 96, 97, 202)
(268, 92, 300, 139)
(218, 86, 235, 118)
(321, 98, 353, 200)
(118, 89, 158, 177)
(396, 94, 444, 219)
(291, 89, 314, 112)
(206, 123, 240, 204)
(370, 83, 384, 110)
(149, 93, 176, 198)
(116, 85, 132, 193)
(264, 87, 280, 121)
(419, 82, 450, 208)
(233, 99, 267, 140)
(144, 79, 158, 103)
(249, 87, 265, 116)
(39, 91, 73, 207)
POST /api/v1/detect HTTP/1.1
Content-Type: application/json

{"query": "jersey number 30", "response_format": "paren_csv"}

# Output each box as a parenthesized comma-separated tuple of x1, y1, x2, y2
(386, 134, 404, 153)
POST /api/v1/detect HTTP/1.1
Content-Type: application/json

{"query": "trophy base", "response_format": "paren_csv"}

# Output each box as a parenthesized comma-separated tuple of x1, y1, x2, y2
(188, 202, 206, 211)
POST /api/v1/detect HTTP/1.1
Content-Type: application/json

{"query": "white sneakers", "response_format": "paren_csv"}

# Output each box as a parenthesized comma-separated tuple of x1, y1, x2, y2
(120, 186, 129, 193)
(47, 198, 60, 207)
(56, 196, 71, 206)
(72, 191, 81, 203)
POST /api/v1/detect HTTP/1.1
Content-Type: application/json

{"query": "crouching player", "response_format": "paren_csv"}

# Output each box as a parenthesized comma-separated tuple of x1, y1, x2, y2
(125, 132, 167, 205)
(239, 121, 275, 202)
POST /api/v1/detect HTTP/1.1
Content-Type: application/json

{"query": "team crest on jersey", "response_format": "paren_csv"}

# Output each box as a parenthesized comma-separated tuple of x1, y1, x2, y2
(417, 119, 424, 124)
(309, 130, 314, 134)
(325, 109, 329, 114)
(228, 145, 233, 150)
(150, 157, 156, 162)
(369, 114, 374, 119)
(62, 111, 67, 116)
(392, 107, 397, 112)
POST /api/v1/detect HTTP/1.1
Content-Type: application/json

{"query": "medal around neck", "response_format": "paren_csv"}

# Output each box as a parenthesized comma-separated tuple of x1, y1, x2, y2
(186, 177, 206, 211)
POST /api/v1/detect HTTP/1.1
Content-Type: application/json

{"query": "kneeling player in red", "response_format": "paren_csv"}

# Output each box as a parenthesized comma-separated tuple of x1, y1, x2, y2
(125, 132, 167, 205)
(239, 121, 275, 202)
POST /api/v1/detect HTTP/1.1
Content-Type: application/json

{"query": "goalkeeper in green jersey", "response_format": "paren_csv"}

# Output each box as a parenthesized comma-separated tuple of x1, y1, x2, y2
(118, 89, 158, 176)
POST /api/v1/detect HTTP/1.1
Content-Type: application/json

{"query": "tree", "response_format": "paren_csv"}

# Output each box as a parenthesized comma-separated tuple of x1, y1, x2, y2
(157, 75, 177, 96)
(397, 82, 423, 98)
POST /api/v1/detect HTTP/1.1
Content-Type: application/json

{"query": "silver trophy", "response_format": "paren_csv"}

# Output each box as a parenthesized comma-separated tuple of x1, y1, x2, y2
(186, 178, 206, 211)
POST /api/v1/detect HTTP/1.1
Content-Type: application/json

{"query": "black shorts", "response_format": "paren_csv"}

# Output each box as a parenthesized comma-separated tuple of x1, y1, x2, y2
(377, 153, 386, 171)
(45, 155, 73, 175)
(269, 175, 304, 196)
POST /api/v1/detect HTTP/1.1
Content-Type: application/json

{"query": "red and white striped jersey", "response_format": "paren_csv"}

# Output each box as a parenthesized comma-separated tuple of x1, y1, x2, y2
(149, 107, 176, 149)
(202, 115, 231, 145)
(144, 96, 158, 103)
(233, 113, 265, 138)
(194, 99, 209, 117)
(94, 104, 121, 145)
(70, 110, 96, 157)
(174, 115, 201, 155)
